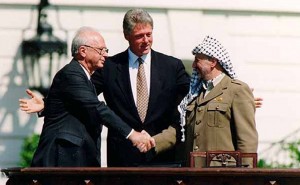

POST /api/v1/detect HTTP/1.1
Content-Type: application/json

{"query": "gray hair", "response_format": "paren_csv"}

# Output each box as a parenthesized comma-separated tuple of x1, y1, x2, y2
(123, 8, 153, 35)
(71, 26, 99, 57)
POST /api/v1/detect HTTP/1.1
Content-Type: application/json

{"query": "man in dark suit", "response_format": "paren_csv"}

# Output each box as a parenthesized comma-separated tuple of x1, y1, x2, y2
(91, 9, 190, 167)
(22, 27, 152, 167)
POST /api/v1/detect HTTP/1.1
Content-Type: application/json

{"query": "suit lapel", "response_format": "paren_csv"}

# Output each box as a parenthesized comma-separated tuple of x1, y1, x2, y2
(114, 51, 140, 118)
(145, 50, 162, 123)
(71, 59, 96, 94)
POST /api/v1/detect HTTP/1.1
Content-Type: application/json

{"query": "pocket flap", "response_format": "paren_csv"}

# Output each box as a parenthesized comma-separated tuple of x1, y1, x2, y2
(207, 103, 228, 112)
(56, 132, 83, 146)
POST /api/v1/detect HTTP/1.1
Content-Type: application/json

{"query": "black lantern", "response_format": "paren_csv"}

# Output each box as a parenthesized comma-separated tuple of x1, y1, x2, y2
(22, 0, 67, 96)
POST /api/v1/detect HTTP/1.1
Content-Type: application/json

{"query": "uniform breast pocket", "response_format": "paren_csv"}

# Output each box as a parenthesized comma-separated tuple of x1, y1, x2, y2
(207, 102, 229, 128)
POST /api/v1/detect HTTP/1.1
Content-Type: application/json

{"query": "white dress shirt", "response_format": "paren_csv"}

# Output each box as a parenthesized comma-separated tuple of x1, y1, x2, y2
(128, 48, 151, 105)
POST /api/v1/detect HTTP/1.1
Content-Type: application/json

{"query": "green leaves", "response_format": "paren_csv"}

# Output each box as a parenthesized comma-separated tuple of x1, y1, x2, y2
(258, 140, 300, 168)
(19, 133, 40, 167)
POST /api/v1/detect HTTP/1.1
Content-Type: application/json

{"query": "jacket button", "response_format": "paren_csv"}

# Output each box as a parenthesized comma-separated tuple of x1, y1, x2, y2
(194, 146, 199, 150)
(194, 133, 199, 138)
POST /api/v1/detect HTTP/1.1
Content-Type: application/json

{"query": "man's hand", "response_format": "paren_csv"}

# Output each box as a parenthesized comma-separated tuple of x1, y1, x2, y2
(136, 130, 156, 153)
(128, 130, 155, 153)
(19, 89, 44, 113)
(254, 97, 263, 108)
(251, 88, 263, 108)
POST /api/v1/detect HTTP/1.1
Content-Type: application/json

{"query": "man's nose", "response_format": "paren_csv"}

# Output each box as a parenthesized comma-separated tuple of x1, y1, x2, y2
(102, 52, 108, 58)
(143, 35, 149, 42)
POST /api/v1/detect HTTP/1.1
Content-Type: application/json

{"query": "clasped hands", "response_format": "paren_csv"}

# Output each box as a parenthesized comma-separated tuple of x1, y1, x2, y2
(128, 130, 156, 153)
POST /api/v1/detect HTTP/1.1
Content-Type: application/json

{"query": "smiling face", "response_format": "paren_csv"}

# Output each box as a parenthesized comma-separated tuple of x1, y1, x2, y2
(192, 53, 217, 80)
(124, 23, 153, 57)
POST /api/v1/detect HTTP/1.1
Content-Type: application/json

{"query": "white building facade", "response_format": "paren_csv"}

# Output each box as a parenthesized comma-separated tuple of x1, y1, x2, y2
(1, 1, 300, 178)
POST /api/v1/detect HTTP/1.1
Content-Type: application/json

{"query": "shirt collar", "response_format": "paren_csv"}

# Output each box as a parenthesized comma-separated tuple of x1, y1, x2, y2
(203, 72, 225, 90)
(77, 60, 91, 80)
(128, 48, 151, 65)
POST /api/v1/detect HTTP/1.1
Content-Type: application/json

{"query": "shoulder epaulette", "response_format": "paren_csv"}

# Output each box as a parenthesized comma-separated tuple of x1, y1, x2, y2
(231, 79, 242, 85)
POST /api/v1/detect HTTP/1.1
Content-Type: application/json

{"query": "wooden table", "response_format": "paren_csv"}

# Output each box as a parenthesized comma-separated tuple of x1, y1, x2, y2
(2, 167, 300, 185)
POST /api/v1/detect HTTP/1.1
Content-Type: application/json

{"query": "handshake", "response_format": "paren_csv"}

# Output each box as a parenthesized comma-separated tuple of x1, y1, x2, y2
(128, 130, 156, 153)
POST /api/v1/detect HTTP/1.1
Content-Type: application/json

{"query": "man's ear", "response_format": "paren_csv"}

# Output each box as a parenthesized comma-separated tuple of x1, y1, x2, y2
(211, 58, 218, 67)
(124, 32, 129, 41)
(78, 46, 87, 57)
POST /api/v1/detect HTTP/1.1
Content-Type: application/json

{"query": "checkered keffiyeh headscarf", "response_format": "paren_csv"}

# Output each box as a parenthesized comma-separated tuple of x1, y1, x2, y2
(178, 35, 237, 142)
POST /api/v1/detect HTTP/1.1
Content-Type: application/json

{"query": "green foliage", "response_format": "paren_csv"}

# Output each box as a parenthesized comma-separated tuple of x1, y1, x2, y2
(257, 159, 293, 168)
(283, 140, 300, 168)
(19, 133, 40, 167)
(257, 159, 272, 168)
(258, 139, 300, 168)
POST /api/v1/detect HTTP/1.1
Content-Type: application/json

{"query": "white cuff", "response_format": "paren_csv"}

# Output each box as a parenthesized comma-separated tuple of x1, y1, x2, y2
(126, 129, 134, 139)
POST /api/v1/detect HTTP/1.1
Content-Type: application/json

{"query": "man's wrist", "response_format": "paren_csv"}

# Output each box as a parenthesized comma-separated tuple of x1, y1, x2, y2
(126, 129, 134, 139)
(37, 109, 44, 117)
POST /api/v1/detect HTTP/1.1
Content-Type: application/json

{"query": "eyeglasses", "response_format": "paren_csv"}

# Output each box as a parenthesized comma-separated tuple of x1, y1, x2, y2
(83, 45, 109, 55)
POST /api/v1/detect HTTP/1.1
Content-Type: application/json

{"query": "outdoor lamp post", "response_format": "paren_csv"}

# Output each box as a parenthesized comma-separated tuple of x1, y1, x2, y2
(22, 0, 67, 96)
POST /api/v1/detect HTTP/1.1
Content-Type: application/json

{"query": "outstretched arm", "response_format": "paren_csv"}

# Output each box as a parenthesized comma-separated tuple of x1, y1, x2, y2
(19, 89, 44, 114)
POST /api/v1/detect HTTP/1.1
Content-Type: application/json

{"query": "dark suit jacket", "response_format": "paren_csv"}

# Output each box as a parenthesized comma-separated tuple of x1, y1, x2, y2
(31, 59, 132, 167)
(91, 49, 190, 166)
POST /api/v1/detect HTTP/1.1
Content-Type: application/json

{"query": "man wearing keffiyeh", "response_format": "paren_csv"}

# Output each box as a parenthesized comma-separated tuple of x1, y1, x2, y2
(176, 35, 258, 167)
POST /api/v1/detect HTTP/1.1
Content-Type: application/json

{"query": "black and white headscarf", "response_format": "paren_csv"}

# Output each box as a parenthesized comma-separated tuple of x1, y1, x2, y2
(178, 35, 237, 142)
